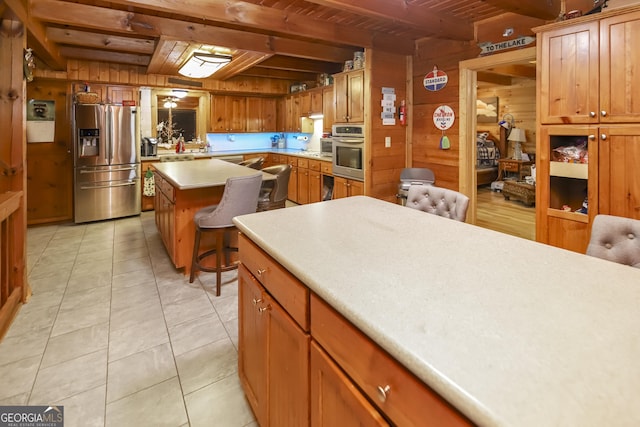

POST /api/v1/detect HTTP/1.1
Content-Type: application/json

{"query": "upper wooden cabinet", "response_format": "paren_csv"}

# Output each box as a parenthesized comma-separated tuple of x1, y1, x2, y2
(538, 9, 640, 124)
(334, 70, 364, 123)
(211, 95, 246, 132)
(322, 86, 334, 132)
(246, 97, 277, 132)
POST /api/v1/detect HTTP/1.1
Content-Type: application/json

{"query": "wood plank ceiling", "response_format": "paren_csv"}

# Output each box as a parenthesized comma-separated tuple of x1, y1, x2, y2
(11, 0, 562, 81)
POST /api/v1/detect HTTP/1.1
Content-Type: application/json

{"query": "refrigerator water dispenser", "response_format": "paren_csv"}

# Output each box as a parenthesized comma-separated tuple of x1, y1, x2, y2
(79, 128, 99, 157)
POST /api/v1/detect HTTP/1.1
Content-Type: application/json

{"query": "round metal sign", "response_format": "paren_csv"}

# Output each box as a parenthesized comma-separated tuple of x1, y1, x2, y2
(433, 105, 455, 130)
(423, 66, 448, 91)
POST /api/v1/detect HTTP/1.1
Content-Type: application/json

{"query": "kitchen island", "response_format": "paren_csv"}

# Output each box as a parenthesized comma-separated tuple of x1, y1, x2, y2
(233, 196, 640, 426)
(152, 158, 274, 270)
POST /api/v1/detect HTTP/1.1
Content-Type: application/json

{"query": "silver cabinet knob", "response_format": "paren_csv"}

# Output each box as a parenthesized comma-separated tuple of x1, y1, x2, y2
(257, 269, 266, 276)
(376, 385, 391, 403)
(601, 110, 607, 117)
(588, 135, 596, 141)
(258, 305, 271, 314)
(589, 111, 596, 118)
(252, 298, 262, 306)
(601, 134, 607, 140)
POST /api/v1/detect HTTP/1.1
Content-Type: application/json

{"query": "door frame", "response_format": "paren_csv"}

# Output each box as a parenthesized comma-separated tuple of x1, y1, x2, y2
(458, 47, 536, 224)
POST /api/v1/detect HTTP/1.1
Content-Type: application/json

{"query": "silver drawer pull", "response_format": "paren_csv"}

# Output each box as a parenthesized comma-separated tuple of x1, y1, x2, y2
(257, 269, 267, 276)
(252, 298, 262, 306)
(377, 385, 391, 403)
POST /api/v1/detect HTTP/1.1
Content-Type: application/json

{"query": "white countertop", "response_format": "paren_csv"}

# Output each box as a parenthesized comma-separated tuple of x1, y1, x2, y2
(141, 148, 333, 162)
(152, 158, 274, 190)
(233, 196, 640, 427)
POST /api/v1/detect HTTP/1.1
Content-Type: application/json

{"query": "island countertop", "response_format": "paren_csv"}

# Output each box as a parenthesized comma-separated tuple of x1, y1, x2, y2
(152, 158, 273, 190)
(233, 196, 640, 427)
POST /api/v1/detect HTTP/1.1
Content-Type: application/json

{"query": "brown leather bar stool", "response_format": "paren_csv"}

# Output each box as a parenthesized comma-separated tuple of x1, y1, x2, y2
(238, 157, 264, 170)
(257, 164, 292, 211)
(189, 174, 262, 295)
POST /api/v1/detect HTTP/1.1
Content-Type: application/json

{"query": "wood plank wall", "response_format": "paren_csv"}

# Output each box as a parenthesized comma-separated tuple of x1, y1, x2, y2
(34, 59, 292, 95)
(411, 38, 479, 191)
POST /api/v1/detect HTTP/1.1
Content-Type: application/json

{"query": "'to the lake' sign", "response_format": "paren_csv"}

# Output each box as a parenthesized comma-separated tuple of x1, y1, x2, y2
(478, 36, 535, 55)
(423, 66, 448, 92)
(433, 105, 455, 130)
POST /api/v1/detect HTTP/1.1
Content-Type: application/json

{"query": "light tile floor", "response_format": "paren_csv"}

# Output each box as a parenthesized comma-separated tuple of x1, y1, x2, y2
(0, 212, 256, 427)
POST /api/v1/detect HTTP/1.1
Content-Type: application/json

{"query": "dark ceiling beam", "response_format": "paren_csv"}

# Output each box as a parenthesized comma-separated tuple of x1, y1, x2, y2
(303, 0, 473, 40)
(4, 0, 66, 70)
(30, 0, 363, 62)
(238, 67, 319, 81)
(98, 0, 415, 53)
(483, 0, 560, 20)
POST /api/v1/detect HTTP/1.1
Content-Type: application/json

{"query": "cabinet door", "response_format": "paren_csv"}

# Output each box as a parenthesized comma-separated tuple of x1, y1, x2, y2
(262, 98, 277, 132)
(598, 125, 640, 219)
(310, 90, 323, 115)
(333, 176, 348, 199)
(107, 86, 137, 104)
(309, 170, 322, 203)
(211, 95, 227, 132)
(297, 166, 310, 205)
(227, 96, 247, 132)
(299, 92, 311, 117)
(322, 86, 334, 132)
(285, 96, 294, 132)
(238, 265, 269, 426)
(310, 341, 388, 427)
(347, 70, 365, 123)
(268, 293, 310, 426)
(334, 73, 348, 122)
(246, 97, 262, 132)
(349, 179, 364, 196)
(538, 21, 599, 124)
(600, 10, 640, 123)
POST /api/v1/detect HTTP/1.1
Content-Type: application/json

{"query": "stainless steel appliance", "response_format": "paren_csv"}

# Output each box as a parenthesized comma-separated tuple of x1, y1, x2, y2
(331, 123, 364, 180)
(320, 137, 333, 157)
(73, 103, 141, 223)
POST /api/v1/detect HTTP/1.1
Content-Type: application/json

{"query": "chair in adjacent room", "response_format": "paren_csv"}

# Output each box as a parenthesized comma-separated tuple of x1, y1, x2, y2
(586, 214, 640, 268)
(189, 173, 263, 295)
(257, 164, 292, 211)
(238, 156, 265, 170)
(405, 184, 469, 222)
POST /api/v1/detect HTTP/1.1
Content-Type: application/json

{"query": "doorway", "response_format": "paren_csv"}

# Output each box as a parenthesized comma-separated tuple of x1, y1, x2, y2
(458, 47, 536, 236)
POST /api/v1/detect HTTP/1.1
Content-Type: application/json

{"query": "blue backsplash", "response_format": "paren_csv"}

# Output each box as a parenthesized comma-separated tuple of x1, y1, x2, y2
(206, 132, 312, 153)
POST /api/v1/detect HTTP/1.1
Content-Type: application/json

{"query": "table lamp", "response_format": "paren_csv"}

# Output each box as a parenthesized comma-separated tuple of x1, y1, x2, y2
(508, 128, 526, 160)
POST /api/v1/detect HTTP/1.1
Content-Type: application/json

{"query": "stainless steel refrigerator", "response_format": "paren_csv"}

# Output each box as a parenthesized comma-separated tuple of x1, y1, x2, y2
(73, 103, 141, 223)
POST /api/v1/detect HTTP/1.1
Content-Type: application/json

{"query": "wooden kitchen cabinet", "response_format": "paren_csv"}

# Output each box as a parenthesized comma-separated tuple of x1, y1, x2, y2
(334, 70, 364, 123)
(211, 95, 246, 132)
(322, 86, 334, 133)
(310, 341, 389, 427)
(154, 172, 175, 260)
(246, 97, 277, 132)
(308, 160, 323, 204)
(535, 8, 640, 252)
(286, 156, 299, 203)
(333, 176, 363, 199)
(238, 236, 310, 427)
(238, 233, 470, 427)
(297, 157, 310, 205)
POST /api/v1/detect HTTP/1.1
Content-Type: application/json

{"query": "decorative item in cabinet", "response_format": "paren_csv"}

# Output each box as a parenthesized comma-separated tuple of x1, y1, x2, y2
(548, 134, 591, 214)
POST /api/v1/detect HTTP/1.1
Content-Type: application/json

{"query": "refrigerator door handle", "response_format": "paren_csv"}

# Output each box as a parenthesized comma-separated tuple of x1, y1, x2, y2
(79, 166, 138, 174)
(107, 106, 113, 163)
(79, 180, 137, 190)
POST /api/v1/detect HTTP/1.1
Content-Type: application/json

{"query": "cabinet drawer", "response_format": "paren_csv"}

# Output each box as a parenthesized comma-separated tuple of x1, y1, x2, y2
(309, 159, 321, 172)
(321, 161, 332, 175)
(287, 156, 298, 167)
(154, 173, 175, 202)
(297, 158, 309, 169)
(239, 234, 309, 331)
(311, 295, 471, 427)
(502, 162, 519, 172)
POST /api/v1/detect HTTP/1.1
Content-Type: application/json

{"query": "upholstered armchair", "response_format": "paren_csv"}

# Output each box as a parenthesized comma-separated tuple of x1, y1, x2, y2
(586, 214, 640, 268)
(406, 185, 469, 222)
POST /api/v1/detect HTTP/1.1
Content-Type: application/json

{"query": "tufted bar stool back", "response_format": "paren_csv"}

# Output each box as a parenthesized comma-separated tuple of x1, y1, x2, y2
(189, 173, 263, 295)
(257, 164, 292, 211)
(406, 184, 469, 222)
(586, 214, 640, 268)
(238, 157, 264, 170)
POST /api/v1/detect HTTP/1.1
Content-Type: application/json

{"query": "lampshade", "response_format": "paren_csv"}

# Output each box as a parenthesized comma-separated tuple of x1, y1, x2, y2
(163, 97, 177, 109)
(178, 53, 232, 78)
(508, 128, 526, 142)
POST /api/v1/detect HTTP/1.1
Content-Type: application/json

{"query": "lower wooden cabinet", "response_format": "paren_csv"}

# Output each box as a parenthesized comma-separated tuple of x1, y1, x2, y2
(153, 172, 175, 260)
(310, 341, 389, 427)
(238, 236, 310, 427)
(238, 234, 471, 427)
(333, 176, 364, 199)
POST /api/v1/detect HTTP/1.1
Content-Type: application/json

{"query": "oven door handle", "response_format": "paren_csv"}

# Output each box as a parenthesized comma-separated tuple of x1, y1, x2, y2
(333, 138, 364, 144)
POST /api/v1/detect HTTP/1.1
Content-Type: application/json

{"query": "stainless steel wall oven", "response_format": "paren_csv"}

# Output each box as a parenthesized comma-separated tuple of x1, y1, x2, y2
(331, 123, 364, 181)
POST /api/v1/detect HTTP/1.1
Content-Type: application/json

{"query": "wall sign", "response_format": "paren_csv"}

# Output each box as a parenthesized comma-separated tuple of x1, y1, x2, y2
(423, 66, 448, 92)
(478, 36, 535, 56)
(433, 105, 455, 130)
(26, 99, 55, 143)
